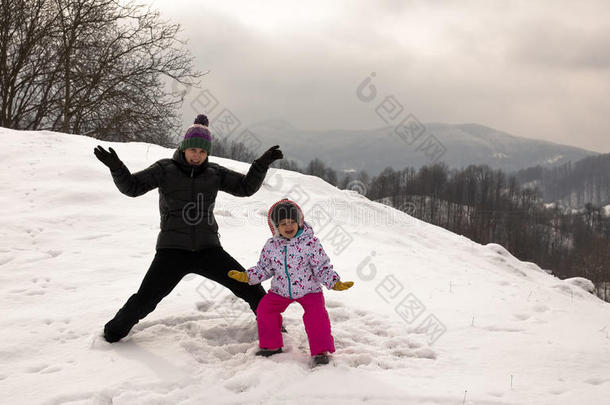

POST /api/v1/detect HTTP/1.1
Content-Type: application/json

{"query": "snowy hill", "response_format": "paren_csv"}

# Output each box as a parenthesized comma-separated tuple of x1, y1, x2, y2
(1, 127, 610, 404)
(247, 120, 596, 175)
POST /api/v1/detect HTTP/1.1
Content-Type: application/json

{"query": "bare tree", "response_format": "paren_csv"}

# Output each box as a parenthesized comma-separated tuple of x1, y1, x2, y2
(212, 137, 258, 162)
(0, 0, 60, 128)
(0, 0, 202, 146)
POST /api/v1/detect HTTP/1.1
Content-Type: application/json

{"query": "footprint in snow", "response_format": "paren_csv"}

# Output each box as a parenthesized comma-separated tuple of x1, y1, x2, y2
(479, 325, 526, 333)
(584, 377, 610, 386)
(25, 364, 61, 374)
(75, 234, 112, 241)
(532, 304, 550, 313)
(92, 298, 438, 372)
(0, 255, 15, 266)
(195, 301, 214, 312)
(512, 313, 531, 321)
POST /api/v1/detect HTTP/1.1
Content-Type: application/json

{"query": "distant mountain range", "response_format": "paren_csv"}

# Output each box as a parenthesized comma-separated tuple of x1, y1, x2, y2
(243, 120, 597, 175)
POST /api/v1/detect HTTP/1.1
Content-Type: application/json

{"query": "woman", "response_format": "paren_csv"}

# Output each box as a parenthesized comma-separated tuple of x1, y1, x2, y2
(94, 114, 282, 343)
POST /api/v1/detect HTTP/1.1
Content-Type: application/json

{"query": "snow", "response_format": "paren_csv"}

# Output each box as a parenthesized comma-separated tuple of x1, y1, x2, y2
(543, 154, 565, 165)
(561, 278, 596, 294)
(2, 127, 610, 404)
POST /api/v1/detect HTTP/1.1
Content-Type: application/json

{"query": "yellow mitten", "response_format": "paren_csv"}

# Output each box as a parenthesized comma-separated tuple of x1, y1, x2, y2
(228, 270, 249, 283)
(332, 280, 354, 291)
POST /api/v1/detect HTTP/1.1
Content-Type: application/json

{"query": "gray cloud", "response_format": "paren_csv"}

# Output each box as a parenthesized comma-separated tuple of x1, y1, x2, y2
(151, 0, 610, 153)
(506, 21, 610, 70)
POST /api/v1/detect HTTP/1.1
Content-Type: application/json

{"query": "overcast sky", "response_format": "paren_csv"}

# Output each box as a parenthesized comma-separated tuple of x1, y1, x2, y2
(146, 0, 609, 153)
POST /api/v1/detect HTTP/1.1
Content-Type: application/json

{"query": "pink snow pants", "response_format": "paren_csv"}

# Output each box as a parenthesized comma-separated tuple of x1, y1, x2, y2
(256, 291, 335, 356)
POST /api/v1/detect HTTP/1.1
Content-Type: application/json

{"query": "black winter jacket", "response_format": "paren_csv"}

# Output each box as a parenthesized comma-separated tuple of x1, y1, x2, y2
(110, 149, 268, 250)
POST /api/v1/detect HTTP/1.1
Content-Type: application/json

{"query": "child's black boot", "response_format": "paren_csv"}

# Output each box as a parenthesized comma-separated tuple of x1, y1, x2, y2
(255, 348, 283, 357)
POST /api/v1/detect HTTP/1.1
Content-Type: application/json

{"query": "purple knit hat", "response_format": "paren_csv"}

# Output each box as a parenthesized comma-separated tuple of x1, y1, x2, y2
(180, 114, 212, 153)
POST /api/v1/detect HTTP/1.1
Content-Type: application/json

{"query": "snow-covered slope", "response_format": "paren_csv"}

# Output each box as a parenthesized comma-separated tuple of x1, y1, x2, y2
(1, 128, 610, 404)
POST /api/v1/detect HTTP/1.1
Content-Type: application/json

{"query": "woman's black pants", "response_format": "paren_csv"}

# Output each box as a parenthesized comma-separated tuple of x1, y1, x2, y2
(103, 247, 266, 342)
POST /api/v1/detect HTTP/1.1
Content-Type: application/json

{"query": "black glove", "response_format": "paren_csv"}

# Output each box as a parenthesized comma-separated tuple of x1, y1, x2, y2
(255, 145, 283, 167)
(94, 145, 122, 171)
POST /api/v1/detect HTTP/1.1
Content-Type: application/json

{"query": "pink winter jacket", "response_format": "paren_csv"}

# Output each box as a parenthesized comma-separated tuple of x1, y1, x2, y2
(246, 222, 340, 299)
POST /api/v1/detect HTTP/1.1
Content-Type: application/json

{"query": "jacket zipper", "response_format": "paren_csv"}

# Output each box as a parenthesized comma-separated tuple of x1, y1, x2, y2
(283, 245, 293, 299)
(190, 167, 196, 251)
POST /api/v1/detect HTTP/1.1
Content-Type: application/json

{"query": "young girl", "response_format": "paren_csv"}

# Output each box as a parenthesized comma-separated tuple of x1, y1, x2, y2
(228, 199, 353, 365)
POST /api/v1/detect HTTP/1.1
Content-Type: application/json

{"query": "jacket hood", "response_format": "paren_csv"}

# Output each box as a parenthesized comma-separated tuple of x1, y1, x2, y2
(267, 199, 305, 237)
